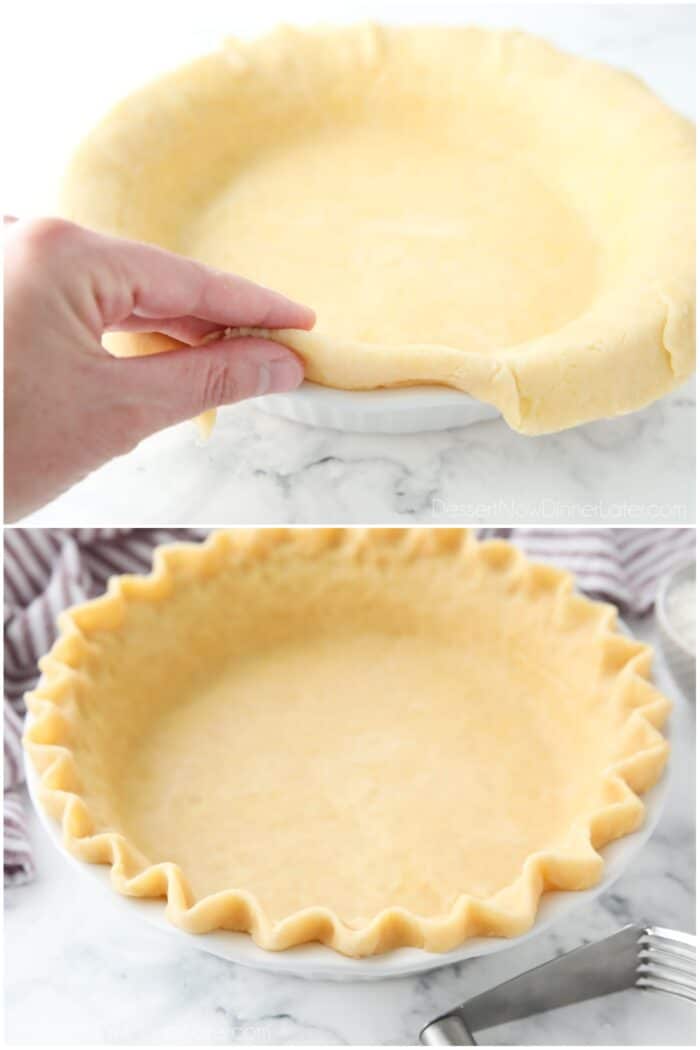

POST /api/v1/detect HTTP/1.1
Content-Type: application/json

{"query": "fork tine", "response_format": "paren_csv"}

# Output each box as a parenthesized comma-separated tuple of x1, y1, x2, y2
(642, 926, 696, 956)
(637, 927, 696, 1004)
(637, 974, 696, 1004)
(649, 926, 696, 945)
(639, 947, 696, 977)
(638, 962, 696, 989)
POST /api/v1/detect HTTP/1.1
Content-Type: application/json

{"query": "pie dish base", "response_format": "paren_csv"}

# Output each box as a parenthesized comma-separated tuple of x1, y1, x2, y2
(255, 382, 500, 433)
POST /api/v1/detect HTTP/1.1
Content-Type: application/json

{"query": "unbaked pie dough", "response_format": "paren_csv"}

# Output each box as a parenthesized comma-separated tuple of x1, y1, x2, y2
(59, 24, 695, 434)
(25, 529, 670, 956)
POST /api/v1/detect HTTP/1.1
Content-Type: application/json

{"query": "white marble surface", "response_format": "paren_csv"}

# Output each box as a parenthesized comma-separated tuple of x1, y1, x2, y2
(5, 2, 696, 527)
(20, 379, 696, 526)
(4, 615, 695, 1046)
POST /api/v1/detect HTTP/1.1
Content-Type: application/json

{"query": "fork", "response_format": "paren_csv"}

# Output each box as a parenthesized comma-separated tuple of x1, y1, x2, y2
(420, 924, 696, 1045)
(637, 926, 695, 1002)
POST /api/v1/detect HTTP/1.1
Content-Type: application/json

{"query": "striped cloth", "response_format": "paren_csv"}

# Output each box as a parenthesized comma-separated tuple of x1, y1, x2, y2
(4, 527, 694, 886)
(4, 529, 206, 884)
(480, 528, 696, 616)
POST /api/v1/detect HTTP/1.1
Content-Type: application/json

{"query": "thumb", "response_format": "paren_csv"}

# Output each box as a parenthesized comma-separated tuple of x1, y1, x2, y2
(106, 336, 304, 433)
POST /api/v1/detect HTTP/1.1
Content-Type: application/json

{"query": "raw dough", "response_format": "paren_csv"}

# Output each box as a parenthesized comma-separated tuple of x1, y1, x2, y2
(61, 25, 695, 433)
(25, 529, 670, 956)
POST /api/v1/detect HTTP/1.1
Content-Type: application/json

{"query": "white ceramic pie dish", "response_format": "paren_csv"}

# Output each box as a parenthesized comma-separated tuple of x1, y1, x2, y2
(254, 383, 500, 434)
(24, 612, 671, 981)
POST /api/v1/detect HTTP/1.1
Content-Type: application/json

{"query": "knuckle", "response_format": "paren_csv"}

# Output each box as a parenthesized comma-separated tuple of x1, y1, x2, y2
(20, 216, 77, 252)
(10, 218, 82, 275)
(199, 358, 238, 409)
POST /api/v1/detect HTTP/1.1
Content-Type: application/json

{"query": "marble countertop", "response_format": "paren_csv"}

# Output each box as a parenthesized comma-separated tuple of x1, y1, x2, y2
(5, 615, 695, 1045)
(20, 380, 696, 526)
(6, 2, 696, 527)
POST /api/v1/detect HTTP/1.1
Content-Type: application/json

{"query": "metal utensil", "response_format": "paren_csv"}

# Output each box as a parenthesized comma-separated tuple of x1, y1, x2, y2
(420, 925, 696, 1045)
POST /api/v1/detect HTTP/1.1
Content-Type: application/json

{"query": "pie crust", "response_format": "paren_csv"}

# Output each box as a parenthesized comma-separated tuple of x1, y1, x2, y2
(24, 529, 670, 957)
(59, 24, 695, 434)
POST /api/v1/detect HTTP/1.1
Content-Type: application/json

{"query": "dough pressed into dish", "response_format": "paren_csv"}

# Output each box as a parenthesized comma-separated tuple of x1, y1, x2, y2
(25, 529, 670, 957)
(60, 24, 695, 434)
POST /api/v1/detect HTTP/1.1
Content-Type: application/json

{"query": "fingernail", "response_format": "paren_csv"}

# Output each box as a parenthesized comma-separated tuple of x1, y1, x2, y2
(266, 357, 304, 394)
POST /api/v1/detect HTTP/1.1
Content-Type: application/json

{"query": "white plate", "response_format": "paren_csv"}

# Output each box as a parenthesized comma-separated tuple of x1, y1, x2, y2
(255, 382, 500, 434)
(24, 621, 670, 982)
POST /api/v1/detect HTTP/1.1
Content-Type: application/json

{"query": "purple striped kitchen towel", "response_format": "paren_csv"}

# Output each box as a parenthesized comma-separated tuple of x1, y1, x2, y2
(4, 527, 694, 886)
(4, 529, 206, 885)
(480, 528, 696, 616)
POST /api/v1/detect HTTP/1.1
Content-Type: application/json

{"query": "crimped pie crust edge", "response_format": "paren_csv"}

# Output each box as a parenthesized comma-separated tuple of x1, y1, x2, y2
(24, 528, 671, 957)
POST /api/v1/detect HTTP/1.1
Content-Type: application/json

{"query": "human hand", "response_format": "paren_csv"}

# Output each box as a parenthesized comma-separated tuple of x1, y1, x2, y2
(3, 217, 315, 522)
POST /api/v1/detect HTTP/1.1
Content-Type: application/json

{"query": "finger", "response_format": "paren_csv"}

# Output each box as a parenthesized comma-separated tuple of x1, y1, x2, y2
(106, 336, 304, 432)
(106, 314, 226, 345)
(81, 224, 316, 332)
